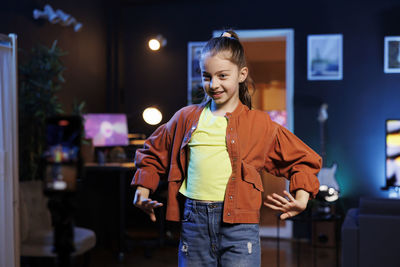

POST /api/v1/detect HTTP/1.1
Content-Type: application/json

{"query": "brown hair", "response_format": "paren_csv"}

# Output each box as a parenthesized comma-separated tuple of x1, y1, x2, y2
(200, 30, 254, 109)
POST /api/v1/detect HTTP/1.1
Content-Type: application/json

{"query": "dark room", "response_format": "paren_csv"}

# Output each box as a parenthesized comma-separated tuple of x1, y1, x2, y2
(1, 0, 400, 266)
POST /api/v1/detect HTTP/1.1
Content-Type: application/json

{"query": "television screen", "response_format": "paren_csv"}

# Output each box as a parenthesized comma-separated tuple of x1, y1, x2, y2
(386, 119, 400, 187)
(84, 114, 129, 147)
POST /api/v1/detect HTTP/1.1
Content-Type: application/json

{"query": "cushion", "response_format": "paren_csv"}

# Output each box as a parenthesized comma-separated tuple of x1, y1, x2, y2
(19, 181, 52, 236)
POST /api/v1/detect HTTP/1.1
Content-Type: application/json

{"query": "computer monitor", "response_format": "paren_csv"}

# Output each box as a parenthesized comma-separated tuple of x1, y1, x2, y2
(83, 114, 129, 147)
(386, 119, 400, 187)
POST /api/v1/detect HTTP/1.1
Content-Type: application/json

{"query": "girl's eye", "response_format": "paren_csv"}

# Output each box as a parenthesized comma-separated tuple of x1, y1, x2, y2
(219, 74, 227, 78)
(202, 75, 210, 81)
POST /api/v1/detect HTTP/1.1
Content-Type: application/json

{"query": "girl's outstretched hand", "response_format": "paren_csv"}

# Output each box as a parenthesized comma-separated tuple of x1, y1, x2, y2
(133, 186, 163, 222)
(263, 189, 309, 220)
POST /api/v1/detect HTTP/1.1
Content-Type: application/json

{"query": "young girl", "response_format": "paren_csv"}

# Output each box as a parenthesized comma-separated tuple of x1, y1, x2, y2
(132, 30, 321, 267)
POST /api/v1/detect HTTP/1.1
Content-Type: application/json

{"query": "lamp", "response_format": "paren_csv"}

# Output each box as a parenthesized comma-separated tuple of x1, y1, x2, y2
(148, 35, 167, 51)
(142, 107, 162, 125)
(315, 163, 340, 217)
(317, 163, 340, 202)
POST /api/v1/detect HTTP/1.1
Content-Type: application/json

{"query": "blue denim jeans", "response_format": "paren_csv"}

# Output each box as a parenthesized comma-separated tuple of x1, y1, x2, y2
(178, 198, 261, 267)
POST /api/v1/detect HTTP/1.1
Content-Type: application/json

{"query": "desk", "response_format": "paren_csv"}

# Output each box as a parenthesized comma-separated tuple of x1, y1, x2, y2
(83, 162, 135, 261)
(85, 162, 135, 168)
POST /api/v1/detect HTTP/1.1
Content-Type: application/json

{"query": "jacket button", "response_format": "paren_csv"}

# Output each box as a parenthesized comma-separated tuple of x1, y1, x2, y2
(230, 128, 233, 131)
(231, 177, 235, 180)
(231, 140, 235, 144)
(227, 213, 231, 216)
(229, 196, 233, 200)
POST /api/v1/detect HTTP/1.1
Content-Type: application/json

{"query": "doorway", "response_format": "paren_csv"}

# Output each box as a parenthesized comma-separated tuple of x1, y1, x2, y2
(213, 29, 294, 238)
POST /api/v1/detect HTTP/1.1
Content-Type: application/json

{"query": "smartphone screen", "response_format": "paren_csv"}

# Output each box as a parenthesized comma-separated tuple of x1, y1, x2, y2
(43, 116, 81, 192)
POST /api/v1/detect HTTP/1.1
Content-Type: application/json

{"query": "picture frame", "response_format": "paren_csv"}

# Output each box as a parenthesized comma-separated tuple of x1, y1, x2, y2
(307, 34, 343, 80)
(187, 42, 206, 104)
(384, 36, 400, 73)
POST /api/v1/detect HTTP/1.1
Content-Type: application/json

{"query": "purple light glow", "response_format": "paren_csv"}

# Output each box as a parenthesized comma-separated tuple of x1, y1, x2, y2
(267, 110, 287, 128)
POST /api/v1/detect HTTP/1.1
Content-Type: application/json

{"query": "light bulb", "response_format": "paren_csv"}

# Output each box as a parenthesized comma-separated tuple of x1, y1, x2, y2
(143, 107, 162, 125)
(148, 35, 166, 51)
(319, 185, 328, 191)
(148, 39, 161, 51)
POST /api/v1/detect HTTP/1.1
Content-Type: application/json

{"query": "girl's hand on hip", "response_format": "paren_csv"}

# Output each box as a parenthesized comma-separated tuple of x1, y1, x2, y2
(263, 189, 309, 220)
(133, 186, 163, 222)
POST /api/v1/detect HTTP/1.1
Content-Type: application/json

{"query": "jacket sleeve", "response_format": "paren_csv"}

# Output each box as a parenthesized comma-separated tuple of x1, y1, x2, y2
(131, 123, 172, 193)
(264, 123, 322, 198)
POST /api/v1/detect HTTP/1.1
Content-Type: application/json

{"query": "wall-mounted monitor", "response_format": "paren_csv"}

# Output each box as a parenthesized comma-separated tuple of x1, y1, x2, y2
(83, 114, 129, 147)
(386, 119, 400, 187)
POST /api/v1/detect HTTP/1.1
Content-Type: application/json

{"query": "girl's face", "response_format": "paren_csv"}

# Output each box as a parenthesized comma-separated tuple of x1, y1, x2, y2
(200, 51, 248, 112)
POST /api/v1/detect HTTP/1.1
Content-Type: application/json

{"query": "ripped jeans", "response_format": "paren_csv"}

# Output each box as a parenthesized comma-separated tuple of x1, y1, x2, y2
(178, 198, 261, 267)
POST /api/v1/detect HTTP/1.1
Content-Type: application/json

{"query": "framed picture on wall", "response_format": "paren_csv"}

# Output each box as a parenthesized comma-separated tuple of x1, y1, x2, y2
(188, 42, 206, 104)
(384, 36, 400, 73)
(307, 34, 343, 80)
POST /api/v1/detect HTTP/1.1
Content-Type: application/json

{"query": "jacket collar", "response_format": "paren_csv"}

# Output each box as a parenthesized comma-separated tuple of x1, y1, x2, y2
(199, 99, 248, 117)
(226, 100, 248, 117)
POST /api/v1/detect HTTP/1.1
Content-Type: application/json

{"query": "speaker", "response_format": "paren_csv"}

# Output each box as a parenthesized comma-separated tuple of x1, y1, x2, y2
(312, 220, 337, 248)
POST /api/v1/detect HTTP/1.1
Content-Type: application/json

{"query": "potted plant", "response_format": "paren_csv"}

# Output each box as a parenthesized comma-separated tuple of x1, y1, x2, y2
(18, 40, 66, 181)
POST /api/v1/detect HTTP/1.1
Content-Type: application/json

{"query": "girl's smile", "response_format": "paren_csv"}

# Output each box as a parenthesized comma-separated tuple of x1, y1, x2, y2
(209, 90, 224, 98)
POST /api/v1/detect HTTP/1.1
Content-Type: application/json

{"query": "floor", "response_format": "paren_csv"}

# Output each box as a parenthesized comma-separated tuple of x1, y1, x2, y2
(88, 237, 340, 267)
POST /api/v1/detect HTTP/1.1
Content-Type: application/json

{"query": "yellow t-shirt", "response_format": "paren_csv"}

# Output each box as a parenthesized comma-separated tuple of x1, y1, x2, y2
(179, 104, 232, 201)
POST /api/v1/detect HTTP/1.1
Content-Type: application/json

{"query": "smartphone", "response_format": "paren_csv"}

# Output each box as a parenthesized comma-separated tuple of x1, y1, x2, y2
(43, 116, 82, 192)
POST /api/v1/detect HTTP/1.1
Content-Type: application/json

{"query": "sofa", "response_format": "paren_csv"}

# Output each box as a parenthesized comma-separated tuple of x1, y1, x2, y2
(341, 197, 400, 267)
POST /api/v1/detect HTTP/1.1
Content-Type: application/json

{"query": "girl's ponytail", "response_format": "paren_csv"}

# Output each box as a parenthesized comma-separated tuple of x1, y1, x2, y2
(239, 76, 254, 110)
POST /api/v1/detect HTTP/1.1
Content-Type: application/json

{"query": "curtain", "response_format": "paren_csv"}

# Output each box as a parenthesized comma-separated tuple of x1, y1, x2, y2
(0, 33, 19, 267)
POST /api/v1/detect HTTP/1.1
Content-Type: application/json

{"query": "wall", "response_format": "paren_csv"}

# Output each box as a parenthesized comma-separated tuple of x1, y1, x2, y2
(120, 0, 400, 208)
(0, 0, 108, 113)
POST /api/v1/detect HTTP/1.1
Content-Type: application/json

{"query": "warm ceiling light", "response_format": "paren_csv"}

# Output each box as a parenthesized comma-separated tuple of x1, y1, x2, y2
(148, 39, 161, 50)
(148, 35, 167, 51)
(142, 107, 162, 125)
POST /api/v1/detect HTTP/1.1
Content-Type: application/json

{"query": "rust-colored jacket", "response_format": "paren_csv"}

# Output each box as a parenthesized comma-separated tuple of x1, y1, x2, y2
(132, 101, 321, 223)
